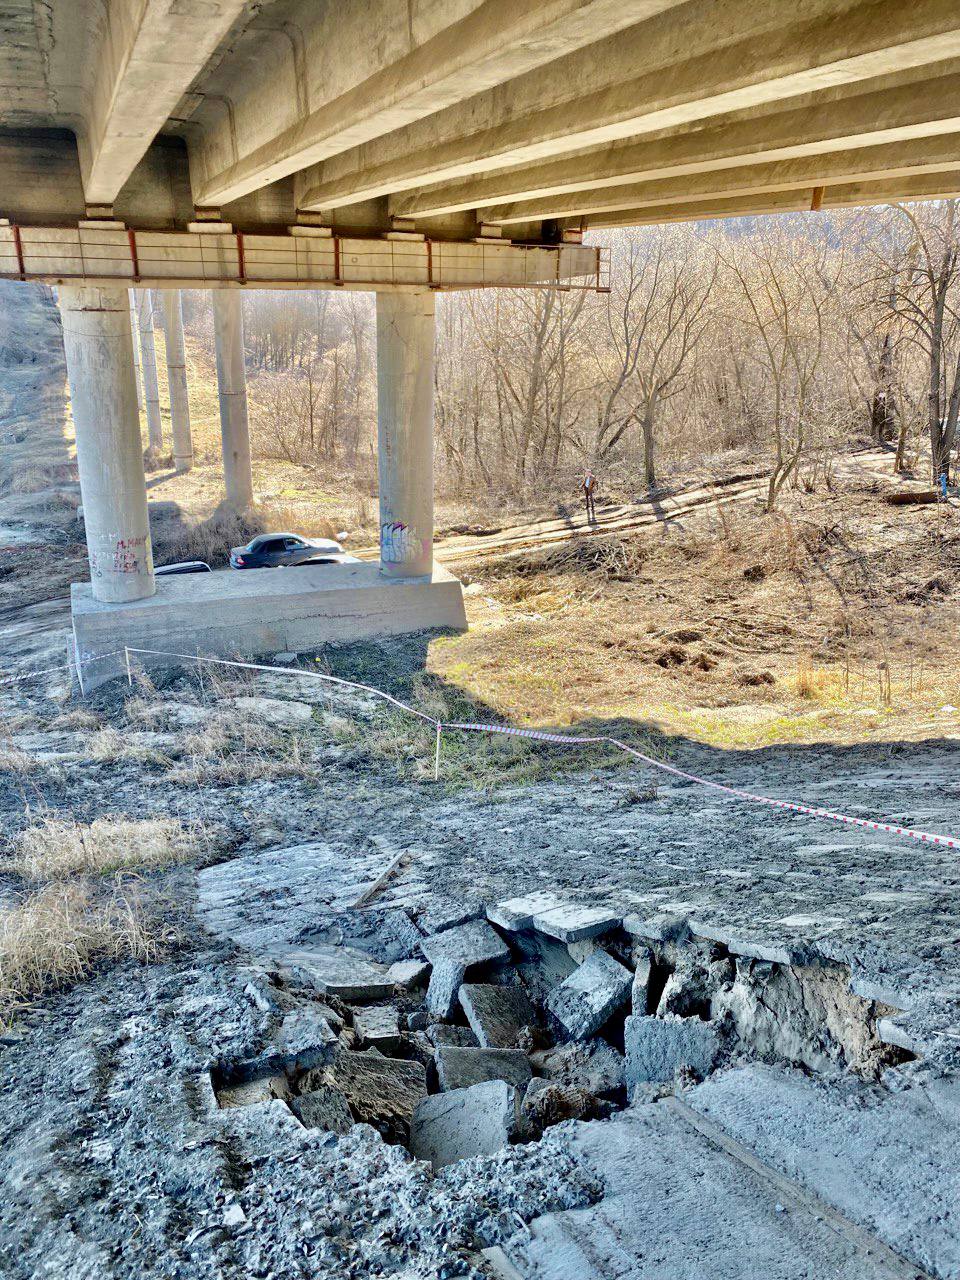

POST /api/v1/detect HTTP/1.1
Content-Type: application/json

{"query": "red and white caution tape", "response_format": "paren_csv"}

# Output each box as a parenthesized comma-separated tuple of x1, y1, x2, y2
(103, 646, 960, 852)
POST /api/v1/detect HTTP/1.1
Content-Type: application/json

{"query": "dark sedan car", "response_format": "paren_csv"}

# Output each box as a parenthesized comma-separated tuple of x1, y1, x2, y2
(229, 532, 356, 570)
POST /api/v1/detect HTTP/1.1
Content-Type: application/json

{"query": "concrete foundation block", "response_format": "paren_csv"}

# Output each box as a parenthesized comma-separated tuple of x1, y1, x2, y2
(546, 949, 633, 1040)
(434, 1045, 532, 1093)
(70, 561, 467, 689)
(459, 983, 538, 1048)
(410, 1080, 521, 1168)
(625, 1015, 719, 1093)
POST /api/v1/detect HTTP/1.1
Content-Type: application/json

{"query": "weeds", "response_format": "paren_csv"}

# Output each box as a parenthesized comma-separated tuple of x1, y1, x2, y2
(0, 879, 163, 1029)
(9, 817, 206, 880)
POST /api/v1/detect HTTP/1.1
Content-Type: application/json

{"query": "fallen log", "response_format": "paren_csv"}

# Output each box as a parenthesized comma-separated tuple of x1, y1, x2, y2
(884, 489, 938, 505)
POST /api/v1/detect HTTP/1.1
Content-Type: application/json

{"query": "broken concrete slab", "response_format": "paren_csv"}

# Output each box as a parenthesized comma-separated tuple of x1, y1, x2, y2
(487, 892, 565, 932)
(420, 920, 512, 1018)
(306, 1050, 427, 1142)
(532, 904, 621, 944)
(625, 1015, 719, 1094)
(420, 899, 485, 935)
(279, 945, 394, 1002)
(387, 959, 431, 989)
(353, 1005, 402, 1054)
(546, 950, 633, 1040)
(435, 1045, 532, 1093)
(513, 930, 579, 1006)
(459, 983, 537, 1049)
(409, 1080, 521, 1168)
(290, 1084, 354, 1134)
(622, 911, 690, 945)
(263, 1008, 338, 1073)
(632, 950, 652, 1016)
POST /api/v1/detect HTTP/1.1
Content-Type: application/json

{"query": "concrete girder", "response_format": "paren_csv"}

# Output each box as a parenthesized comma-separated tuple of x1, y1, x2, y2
(190, 0, 682, 209)
(575, 171, 960, 229)
(481, 134, 960, 225)
(388, 69, 960, 219)
(80, 0, 248, 206)
(296, 0, 960, 212)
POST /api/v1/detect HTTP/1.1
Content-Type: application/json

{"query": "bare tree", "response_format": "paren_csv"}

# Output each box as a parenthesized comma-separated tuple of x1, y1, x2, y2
(591, 228, 716, 487)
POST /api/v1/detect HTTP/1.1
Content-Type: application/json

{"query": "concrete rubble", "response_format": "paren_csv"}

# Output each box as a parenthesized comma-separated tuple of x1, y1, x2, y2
(434, 1045, 533, 1092)
(410, 1080, 522, 1169)
(625, 1013, 720, 1091)
(419, 919, 512, 1017)
(459, 982, 538, 1048)
(545, 949, 633, 1040)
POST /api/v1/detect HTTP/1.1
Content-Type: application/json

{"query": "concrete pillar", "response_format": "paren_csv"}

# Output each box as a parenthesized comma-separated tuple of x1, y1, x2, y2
(135, 288, 163, 452)
(128, 291, 144, 411)
(212, 289, 254, 507)
(161, 290, 193, 472)
(59, 285, 155, 603)
(376, 290, 435, 578)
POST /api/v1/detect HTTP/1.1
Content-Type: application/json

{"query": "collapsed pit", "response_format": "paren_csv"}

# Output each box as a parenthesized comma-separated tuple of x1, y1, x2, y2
(211, 898, 916, 1168)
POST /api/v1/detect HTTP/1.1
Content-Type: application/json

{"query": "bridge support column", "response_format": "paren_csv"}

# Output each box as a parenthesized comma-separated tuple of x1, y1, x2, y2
(59, 285, 154, 603)
(128, 291, 144, 411)
(212, 290, 254, 507)
(135, 288, 163, 453)
(162, 290, 193, 473)
(376, 290, 435, 578)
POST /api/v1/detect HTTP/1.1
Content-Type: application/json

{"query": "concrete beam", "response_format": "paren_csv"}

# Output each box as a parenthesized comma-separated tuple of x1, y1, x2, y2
(81, 0, 248, 205)
(191, 0, 682, 208)
(0, 226, 602, 292)
(578, 171, 960, 228)
(297, 0, 960, 211)
(390, 69, 960, 219)
(483, 134, 960, 223)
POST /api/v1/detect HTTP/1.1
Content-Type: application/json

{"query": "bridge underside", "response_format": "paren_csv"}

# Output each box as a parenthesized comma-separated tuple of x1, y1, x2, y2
(0, 1, 958, 258)
(1, 0, 959, 673)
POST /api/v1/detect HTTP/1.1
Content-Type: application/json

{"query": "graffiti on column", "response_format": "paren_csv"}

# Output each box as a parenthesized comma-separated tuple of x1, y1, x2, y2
(380, 520, 427, 567)
(90, 533, 151, 578)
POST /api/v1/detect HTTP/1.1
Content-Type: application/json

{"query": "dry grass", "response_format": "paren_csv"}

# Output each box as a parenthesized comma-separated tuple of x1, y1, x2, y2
(10, 816, 205, 880)
(164, 707, 320, 786)
(0, 745, 38, 774)
(0, 879, 162, 1029)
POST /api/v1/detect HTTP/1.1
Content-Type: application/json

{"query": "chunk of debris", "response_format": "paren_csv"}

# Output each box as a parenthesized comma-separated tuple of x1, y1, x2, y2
(421, 899, 485, 935)
(530, 1038, 626, 1098)
(353, 1004, 402, 1054)
(459, 983, 537, 1049)
(410, 1080, 521, 1168)
(624, 1014, 719, 1094)
(420, 920, 511, 1018)
(305, 1050, 427, 1142)
(512, 930, 578, 1006)
(434, 1045, 532, 1093)
(290, 1084, 354, 1134)
(259, 1008, 338, 1073)
(487, 892, 565, 932)
(387, 958, 431, 990)
(426, 1024, 479, 1049)
(279, 945, 393, 1002)
(546, 949, 633, 1040)
(216, 1073, 291, 1109)
(632, 950, 652, 1015)
(532, 904, 621, 943)
(520, 1078, 598, 1137)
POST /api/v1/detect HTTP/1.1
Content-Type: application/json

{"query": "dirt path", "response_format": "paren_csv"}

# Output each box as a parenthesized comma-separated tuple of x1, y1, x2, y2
(426, 449, 902, 569)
